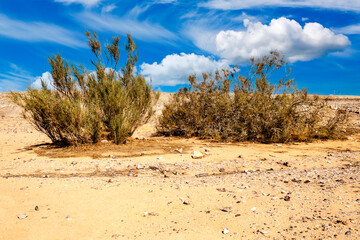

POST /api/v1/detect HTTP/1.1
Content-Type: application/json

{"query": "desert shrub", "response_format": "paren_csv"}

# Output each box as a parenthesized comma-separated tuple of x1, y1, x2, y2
(11, 32, 156, 145)
(158, 51, 347, 143)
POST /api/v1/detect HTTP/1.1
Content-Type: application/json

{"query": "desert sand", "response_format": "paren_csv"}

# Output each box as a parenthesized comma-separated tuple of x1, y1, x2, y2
(0, 93, 359, 239)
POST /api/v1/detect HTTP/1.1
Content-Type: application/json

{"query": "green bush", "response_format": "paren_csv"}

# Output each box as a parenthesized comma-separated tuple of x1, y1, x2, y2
(12, 32, 156, 145)
(158, 51, 347, 143)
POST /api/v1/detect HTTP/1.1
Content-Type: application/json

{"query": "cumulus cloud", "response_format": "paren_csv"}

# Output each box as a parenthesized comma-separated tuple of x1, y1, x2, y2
(140, 53, 229, 86)
(54, 0, 102, 7)
(0, 14, 84, 48)
(199, 0, 360, 12)
(215, 17, 350, 64)
(31, 72, 54, 89)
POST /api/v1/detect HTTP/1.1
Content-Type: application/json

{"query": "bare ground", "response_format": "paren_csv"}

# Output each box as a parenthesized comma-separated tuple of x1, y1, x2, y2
(0, 93, 359, 240)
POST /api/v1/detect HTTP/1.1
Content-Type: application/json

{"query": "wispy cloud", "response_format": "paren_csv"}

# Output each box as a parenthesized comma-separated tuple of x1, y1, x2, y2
(0, 63, 35, 91)
(0, 14, 85, 48)
(54, 0, 103, 7)
(335, 24, 360, 34)
(76, 11, 177, 43)
(199, 0, 360, 12)
(101, 4, 117, 14)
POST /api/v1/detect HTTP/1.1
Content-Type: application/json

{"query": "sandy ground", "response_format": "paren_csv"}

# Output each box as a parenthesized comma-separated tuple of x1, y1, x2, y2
(0, 93, 359, 240)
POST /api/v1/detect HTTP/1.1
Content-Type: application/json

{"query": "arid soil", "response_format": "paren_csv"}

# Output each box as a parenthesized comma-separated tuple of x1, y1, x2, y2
(0, 93, 359, 240)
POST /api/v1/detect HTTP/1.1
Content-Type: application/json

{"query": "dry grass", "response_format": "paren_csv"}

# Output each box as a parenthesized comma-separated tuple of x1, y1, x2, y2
(11, 32, 157, 146)
(158, 51, 348, 143)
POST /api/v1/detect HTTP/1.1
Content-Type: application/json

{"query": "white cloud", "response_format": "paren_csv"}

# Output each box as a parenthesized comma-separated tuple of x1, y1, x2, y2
(31, 72, 54, 89)
(0, 14, 84, 48)
(140, 53, 229, 86)
(199, 0, 360, 12)
(76, 12, 177, 43)
(101, 4, 117, 13)
(302, 17, 309, 22)
(54, 0, 102, 7)
(336, 24, 360, 35)
(215, 17, 350, 64)
(0, 63, 35, 92)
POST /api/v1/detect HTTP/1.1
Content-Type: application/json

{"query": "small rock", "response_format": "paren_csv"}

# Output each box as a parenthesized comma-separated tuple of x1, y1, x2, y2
(101, 140, 108, 143)
(183, 200, 190, 205)
(222, 228, 230, 234)
(192, 151, 204, 159)
(144, 212, 159, 216)
(35, 206, 39, 211)
(156, 157, 163, 160)
(195, 173, 209, 177)
(251, 207, 256, 211)
(204, 148, 210, 152)
(219, 168, 225, 172)
(284, 196, 291, 201)
(221, 207, 233, 212)
(175, 148, 183, 153)
(17, 213, 27, 219)
(345, 231, 351, 235)
(217, 188, 226, 192)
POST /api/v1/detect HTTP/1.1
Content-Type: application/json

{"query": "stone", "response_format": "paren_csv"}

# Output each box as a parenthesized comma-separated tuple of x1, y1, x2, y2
(17, 213, 27, 219)
(222, 228, 230, 234)
(219, 168, 225, 172)
(217, 188, 226, 192)
(175, 148, 183, 153)
(191, 151, 204, 159)
(284, 196, 291, 201)
(221, 207, 233, 212)
(195, 173, 209, 177)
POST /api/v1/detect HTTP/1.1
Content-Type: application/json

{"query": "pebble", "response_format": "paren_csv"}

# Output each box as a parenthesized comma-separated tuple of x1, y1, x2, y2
(175, 148, 183, 153)
(222, 228, 230, 234)
(221, 207, 233, 212)
(192, 151, 204, 159)
(17, 213, 27, 219)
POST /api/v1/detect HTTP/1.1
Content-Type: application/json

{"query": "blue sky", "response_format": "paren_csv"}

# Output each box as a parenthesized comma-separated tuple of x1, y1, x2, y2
(0, 0, 359, 95)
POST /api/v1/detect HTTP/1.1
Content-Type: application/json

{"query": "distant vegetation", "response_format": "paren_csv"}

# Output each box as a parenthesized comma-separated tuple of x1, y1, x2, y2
(11, 32, 157, 145)
(158, 51, 348, 143)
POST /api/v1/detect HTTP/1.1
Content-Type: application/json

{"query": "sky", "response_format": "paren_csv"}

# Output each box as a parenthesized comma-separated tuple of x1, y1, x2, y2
(0, 0, 359, 95)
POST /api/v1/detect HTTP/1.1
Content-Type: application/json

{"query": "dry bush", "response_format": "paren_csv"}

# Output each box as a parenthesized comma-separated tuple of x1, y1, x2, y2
(11, 32, 157, 145)
(158, 51, 347, 143)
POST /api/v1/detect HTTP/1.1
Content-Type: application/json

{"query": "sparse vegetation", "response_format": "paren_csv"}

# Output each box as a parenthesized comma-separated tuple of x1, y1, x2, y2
(158, 51, 347, 143)
(11, 32, 157, 145)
